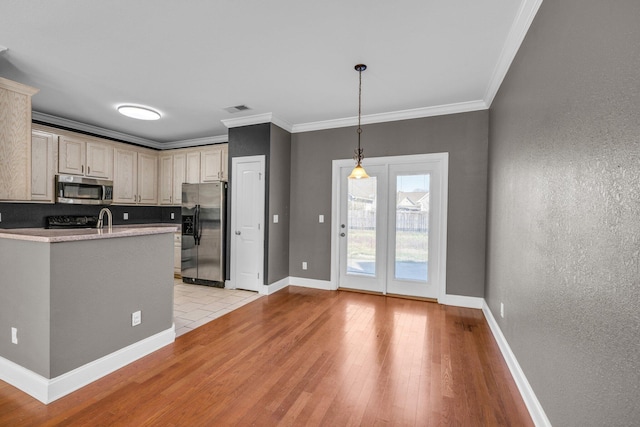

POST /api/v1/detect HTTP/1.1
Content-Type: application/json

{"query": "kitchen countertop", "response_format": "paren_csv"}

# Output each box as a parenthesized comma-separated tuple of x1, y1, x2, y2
(0, 224, 180, 243)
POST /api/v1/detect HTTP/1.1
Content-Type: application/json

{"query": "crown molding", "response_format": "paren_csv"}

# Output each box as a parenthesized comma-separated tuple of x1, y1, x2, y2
(483, 0, 543, 107)
(221, 113, 293, 133)
(32, 111, 164, 149)
(32, 111, 228, 150)
(160, 135, 228, 150)
(291, 100, 488, 133)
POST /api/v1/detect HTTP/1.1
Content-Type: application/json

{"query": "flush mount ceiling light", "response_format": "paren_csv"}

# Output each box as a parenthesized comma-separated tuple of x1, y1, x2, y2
(117, 105, 161, 121)
(348, 64, 370, 180)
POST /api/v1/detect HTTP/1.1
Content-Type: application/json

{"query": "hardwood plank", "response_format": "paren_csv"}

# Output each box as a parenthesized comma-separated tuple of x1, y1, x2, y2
(0, 287, 533, 426)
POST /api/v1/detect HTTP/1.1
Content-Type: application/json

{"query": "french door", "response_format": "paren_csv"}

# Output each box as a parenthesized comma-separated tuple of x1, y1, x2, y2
(333, 153, 448, 300)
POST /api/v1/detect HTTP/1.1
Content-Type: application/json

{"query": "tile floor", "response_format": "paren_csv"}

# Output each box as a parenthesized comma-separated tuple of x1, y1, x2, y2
(173, 278, 262, 337)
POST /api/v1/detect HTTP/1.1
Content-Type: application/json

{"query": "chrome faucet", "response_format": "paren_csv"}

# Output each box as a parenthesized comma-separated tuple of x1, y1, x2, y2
(97, 207, 113, 231)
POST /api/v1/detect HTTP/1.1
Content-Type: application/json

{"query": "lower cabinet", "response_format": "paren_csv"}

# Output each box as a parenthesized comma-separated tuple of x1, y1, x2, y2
(174, 232, 182, 276)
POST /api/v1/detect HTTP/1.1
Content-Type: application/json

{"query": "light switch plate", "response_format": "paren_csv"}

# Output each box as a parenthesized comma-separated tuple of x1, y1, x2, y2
(273, 214, 279, 223)
(123, 213, 129, 220)
(171, 212, 175, 220)
(319, 215, 324, 223)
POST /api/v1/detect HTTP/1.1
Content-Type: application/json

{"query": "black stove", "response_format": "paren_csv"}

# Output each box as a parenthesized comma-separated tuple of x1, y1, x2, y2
(46, 215, 99, 229)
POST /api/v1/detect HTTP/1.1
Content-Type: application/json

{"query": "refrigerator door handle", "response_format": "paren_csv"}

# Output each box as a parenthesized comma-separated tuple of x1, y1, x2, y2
(194, 204, 200, 245)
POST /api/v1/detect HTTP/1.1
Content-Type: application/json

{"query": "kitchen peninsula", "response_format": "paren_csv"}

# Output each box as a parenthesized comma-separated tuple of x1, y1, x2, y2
(0, 224, 178, 403)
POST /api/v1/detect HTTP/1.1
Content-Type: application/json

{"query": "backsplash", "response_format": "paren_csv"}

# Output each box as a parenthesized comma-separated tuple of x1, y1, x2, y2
(0, 203, 181, 229)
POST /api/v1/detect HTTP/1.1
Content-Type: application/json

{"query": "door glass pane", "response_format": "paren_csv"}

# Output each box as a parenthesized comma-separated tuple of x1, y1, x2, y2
(347, 177, 377, 276)
(395, 174, 429, 282)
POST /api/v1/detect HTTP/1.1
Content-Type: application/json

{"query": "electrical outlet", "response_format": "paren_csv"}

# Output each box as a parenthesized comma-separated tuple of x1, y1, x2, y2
(132, 311, 141, 326)
(170, 212, 175, 220)
(11, 327, 17, 344)
(500, 303, 504, 318)
(273, 214, 279, 223)
(319, 215, 324, 223)
(123, 212, 129, 220)
(0, 212, 3, 222)
(302, 262, 308, 270)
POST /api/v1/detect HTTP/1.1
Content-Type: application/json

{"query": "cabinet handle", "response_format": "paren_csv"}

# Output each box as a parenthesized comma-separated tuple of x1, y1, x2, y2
(138, 195, 141, 202)
(82, 165, 84, 174)
(87, 166, 90, 175)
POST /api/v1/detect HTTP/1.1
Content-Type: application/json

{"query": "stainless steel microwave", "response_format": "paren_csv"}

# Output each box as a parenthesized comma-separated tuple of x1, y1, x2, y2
(55, 174, 113, 205)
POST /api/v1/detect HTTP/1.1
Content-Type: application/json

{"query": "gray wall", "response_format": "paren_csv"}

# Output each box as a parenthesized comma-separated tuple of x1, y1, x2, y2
(0, 239, 51, 377)
(0, 233, 173, 378)
(267, 124, 291, 284)
(290, 111, 488, 297)
(227, 123, 271, 283)
(227, 123, 292, 285)
(486, 1, 640, 425)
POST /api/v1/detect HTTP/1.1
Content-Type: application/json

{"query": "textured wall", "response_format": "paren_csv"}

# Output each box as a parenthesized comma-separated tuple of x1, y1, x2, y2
(290, 111, 488, 297)
(486, 1, 640, 425)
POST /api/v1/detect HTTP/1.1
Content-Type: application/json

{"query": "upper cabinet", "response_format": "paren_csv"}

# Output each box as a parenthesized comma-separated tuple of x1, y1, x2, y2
(159, 153, 186, 206)
(201, 144, 228, 182)
(113, 147, 158, 205)
(0, 77, 39, 201)
(31, 130, 57, 202)
(159, 144, 228, 205)
(58, 135, 113, 179)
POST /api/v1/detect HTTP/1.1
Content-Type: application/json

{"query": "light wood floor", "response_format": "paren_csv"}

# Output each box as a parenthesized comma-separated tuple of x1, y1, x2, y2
(0, 286, 533, 426)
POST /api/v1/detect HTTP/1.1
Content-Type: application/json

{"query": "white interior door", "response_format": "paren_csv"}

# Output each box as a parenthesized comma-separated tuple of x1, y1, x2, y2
(333, 153, 448, 300)
(230, 155, 265, 292)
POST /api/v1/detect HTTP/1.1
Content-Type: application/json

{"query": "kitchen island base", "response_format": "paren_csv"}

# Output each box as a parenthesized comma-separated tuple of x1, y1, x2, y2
(0, 227, 176, 403)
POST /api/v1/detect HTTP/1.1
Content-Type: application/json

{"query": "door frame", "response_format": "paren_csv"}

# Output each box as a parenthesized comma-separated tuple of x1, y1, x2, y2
(330, 153, 449, 301)
(229, 155, 265, 292)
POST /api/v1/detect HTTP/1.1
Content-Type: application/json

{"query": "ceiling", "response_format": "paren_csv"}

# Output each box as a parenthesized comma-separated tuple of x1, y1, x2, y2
(0, 0, 540, 149)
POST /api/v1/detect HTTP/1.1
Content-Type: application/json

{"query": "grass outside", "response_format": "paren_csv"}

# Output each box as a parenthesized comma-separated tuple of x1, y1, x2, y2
(347, 229, 428, 262)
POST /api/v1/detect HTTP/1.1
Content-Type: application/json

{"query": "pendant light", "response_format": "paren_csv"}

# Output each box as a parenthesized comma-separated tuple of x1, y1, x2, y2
(348, 64, 370, 179)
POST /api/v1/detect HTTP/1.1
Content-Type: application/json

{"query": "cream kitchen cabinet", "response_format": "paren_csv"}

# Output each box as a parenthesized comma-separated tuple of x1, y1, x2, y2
(174, 232, 182, 276)
(58, 135, 113, 179)
(159, 153, 186, 205)
(0, 77, 39, 201)
(114, 148, 158, 205)
(200, 144, 228, 182)
(185, 151, 200, 183)
(31, 130, 57, 202)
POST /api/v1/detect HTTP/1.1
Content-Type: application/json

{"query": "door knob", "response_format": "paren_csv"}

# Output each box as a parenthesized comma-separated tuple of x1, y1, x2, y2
(340, 232, 345, 237)
(235, 230, 241, 235)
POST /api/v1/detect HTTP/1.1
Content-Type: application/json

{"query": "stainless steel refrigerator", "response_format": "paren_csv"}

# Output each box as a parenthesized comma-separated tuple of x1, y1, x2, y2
(181, 182, 226, 287)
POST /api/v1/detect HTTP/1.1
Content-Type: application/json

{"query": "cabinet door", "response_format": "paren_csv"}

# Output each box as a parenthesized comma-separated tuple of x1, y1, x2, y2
(137, 152, 158, 205)
(220, 144, 228, 181)
(186, 151, 200, 183)
(173, 153, 186, 205)
(201, 148, 222, 182)
(114, 148, 137, 204)
(58, 136, 85, 175)
(86, 142, 113, 179)
(31, 130, 56, 202)
(159, 154, 173, 205)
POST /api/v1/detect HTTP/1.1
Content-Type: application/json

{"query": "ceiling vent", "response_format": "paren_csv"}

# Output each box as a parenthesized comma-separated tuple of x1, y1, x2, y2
(224, 104, 251, 113)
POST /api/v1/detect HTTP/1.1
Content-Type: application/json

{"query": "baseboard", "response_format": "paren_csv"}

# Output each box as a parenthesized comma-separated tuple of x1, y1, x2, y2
(439, 294, 484, 309)
(0, 326, 175, 404)
(260, 277, 289, 295)
(288, 277, 333, 290)
(482, 302, 551, 427)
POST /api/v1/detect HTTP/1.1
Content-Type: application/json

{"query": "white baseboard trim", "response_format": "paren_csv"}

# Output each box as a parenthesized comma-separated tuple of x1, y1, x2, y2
(288, 277, 333, 291)
(0, 326, 175, 404)
(260, 277, 289, 295)
(482, 302, 551, 427)
(439, 294, 484, 309)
